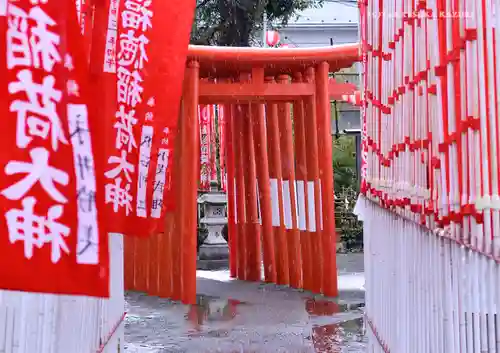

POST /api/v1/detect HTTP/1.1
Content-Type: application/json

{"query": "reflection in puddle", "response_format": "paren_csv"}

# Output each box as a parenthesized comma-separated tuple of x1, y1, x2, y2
(305, 298, 365, 317)
(125, 291, 366, 352)
(305, 298, 366, 352)
(305, 298, 340, 316)
(186, 294, 246, 328)
(312, 319, 366, 353)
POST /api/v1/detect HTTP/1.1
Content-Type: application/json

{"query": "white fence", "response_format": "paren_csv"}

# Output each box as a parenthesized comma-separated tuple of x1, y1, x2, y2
(358, 197, 500, 352)
(0, 234, 124, 353)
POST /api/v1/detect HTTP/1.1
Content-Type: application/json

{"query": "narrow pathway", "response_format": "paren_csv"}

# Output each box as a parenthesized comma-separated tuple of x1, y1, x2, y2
(125, 254, 366, 353)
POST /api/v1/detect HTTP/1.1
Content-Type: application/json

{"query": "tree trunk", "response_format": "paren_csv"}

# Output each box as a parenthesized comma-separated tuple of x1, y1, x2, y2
(218, 3, 253, 46)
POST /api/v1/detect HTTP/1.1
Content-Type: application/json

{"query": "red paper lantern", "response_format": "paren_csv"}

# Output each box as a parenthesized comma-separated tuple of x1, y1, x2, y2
(266, 30, 280, 47)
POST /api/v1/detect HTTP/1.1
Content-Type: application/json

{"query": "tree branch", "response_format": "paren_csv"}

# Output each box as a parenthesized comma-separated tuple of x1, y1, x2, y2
(191, 17, 230, 45)
(196, 0, 212, 9)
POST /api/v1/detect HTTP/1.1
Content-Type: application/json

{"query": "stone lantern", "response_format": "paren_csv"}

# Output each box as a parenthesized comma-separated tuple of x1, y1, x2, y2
(197, 189, 228, 269)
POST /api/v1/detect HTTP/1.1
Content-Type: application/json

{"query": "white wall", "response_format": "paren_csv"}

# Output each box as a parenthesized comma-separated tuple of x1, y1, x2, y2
(281, 25, 358, 47)
(279, 1, 359, 47)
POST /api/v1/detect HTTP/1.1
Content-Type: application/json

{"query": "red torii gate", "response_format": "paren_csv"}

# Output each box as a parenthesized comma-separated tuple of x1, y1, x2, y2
(124, 44, 360, 304)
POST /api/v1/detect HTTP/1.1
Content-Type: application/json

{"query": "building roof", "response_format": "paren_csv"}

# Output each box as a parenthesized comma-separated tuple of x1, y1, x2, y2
(286, 1, 359, 27)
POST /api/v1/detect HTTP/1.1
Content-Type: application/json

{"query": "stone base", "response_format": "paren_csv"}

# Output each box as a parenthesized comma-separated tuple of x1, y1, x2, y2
(198, 244, 229, 260)
(197, 258, 229, 270)
(198, 244, 229, 270)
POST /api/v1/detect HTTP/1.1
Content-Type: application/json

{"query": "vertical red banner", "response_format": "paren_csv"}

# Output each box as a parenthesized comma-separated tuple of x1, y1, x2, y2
(96, 0, 195, 236)
(218, 105, 227, 191)
(80, 0, 94, 63)
(199, 104, 211, 191)
(209, 105, 217, 183)
(0, 0, 109, 296)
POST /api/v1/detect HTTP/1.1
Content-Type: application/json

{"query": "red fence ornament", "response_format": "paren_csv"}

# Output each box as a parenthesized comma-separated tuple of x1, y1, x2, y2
(341, 91, 361, 106)
(358, 0, 368, 185)
(99, 0, 195, 236)
(0, 0, 109, 297)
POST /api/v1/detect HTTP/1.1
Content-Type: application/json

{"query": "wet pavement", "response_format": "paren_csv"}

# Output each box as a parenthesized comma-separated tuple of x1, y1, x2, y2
(124, 254, 366, 353)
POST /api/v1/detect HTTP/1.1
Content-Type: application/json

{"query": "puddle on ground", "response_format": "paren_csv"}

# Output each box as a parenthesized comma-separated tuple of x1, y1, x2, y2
(125, 291, 367, 352)
(304, 298, 366, 352)
(185, 294, 248, 326)
(311, 318, 367, 353)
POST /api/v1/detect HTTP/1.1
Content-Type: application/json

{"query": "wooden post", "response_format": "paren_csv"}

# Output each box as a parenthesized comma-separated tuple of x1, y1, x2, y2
(277, 74, 302, 289)
(304, 67, 324, 294)
(315, 62, 338, 297)
(225, 104, 239, 278)
(266, 77, 290, 285)
(171, 100, 184, 301)
(233, 104, 248, 280)
(292, 72, 312, 291)
(180, 60, 200, 304)
(134, 234, 149, 292)
(242, 103, 262, 281)
(252, 68, 277, 283)
(158, 213, 174, 298)
(123, 236, 135, 290)
(147, 234, 160, 296)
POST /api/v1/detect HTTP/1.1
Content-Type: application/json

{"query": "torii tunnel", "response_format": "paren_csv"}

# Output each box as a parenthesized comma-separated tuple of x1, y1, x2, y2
(124, 44, 361, 305)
